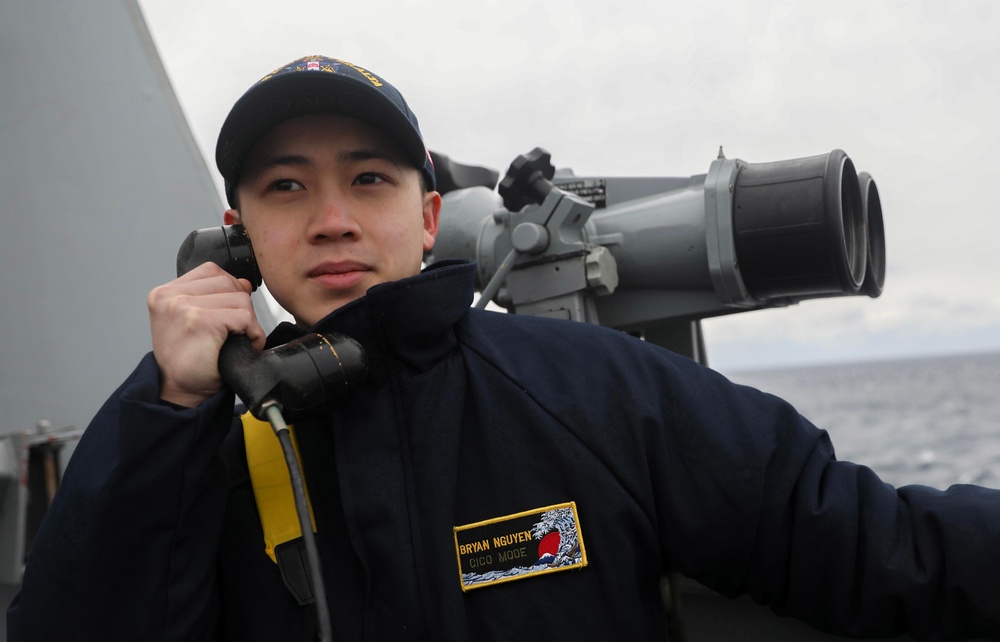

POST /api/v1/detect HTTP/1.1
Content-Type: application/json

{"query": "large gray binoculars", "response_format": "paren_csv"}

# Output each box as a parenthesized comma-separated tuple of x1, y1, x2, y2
(430, 147, 884, 332)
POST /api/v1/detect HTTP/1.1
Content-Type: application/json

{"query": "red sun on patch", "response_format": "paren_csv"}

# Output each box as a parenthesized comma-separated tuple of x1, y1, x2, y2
(538, 531, 561, 560)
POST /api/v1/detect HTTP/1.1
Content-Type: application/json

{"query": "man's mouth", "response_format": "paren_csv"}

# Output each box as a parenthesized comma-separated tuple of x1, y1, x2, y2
(307, 261, 371, 288)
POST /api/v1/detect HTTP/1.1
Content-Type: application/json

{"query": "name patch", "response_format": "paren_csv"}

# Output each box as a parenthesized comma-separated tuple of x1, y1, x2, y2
(453, 502, 587, 591)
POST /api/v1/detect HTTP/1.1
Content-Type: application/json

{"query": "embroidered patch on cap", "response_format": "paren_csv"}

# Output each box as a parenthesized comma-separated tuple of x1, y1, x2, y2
(453, 502, 587, 591)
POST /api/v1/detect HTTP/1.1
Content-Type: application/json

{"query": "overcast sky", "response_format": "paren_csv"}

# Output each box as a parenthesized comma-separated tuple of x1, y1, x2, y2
(136, 0, 1000, 372)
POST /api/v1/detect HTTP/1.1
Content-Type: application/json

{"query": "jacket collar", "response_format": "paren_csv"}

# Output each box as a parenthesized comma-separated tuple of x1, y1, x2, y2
(265, 259, 476, 375)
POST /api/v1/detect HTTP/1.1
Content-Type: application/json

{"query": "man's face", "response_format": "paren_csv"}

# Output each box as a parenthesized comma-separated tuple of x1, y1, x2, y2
(225, 113, 440, 327)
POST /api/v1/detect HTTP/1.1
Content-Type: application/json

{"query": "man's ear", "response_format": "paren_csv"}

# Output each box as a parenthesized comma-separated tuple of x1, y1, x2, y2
(422, 191, 442, 252)
(224, 208, 242, 226)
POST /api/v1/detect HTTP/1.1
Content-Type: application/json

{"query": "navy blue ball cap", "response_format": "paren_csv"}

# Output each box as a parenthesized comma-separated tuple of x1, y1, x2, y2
(216, 55, 436, 206)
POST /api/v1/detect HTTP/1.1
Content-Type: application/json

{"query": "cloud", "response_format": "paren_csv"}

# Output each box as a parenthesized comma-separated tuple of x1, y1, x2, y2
(137, 0, 1000, 368)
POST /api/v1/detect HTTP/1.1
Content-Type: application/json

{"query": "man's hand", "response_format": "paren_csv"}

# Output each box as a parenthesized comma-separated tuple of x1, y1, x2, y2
(148, 262, 267, 407)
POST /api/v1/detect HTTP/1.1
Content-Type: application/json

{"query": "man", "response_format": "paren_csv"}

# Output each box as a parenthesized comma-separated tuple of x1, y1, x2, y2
(8, 55, 1000, 641)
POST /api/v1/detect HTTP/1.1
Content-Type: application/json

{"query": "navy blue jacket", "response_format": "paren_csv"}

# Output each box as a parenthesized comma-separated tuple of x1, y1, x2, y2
(9, 260, 1000, 640)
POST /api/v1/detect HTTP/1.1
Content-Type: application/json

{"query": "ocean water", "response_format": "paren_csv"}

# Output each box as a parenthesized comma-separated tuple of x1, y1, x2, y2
(718, 351, 1000, 491)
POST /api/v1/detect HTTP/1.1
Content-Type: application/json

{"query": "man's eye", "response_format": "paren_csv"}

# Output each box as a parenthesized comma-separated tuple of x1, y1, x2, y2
(270, 179, 304, 192)
(354, 172, 386, 186)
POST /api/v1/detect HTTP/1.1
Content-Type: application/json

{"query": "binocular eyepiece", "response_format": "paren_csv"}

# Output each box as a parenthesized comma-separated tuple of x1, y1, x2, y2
(730, 149, 885, 303)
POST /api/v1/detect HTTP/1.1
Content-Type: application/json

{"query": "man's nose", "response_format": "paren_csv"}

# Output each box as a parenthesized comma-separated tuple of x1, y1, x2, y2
(308, 191, 362, 241)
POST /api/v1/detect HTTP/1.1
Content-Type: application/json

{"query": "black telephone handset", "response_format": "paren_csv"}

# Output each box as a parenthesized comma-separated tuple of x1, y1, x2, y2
(178, 225, 344, 640)
(176, 225, 368, 421)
